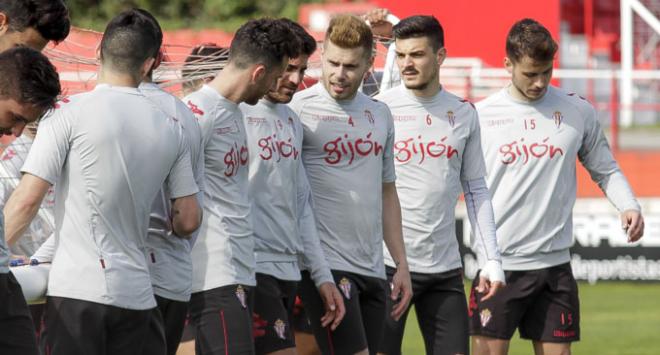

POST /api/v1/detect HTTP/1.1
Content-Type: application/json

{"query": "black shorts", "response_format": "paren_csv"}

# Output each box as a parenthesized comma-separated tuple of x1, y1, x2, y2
(379, 267, 468, 355)
(189, 284, 255, 355)
(468, 263, 580, 342)
(42, 296, 152, 355)
(143, 295, 189, 355)
(299, 269, 387, 355)
(253, 273, 298, 354)
(291, 295, 314, 333)
(180, 311, 195, 342)
(0, 272, 39, 355)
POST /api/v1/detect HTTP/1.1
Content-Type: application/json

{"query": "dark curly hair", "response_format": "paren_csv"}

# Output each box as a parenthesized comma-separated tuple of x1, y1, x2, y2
(393, 15, 444, 51)
(506, 18, 558, 63)
(279, 18, 317, 57)
(0, 0, 70, 43)
(229, 18, 301, 69)
(0, 46, 61, 114)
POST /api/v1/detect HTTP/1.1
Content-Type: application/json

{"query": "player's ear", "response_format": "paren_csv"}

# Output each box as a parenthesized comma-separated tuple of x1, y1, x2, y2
(437, 47, 447, 66)
(504, 57, 514, 74)
(251, 64, 267, 84)
(140, 57, 156, 78)
(0, 13, 8, 35)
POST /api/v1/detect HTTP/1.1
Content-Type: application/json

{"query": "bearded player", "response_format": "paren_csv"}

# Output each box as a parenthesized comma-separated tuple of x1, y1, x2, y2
(290, 14, 412, 355)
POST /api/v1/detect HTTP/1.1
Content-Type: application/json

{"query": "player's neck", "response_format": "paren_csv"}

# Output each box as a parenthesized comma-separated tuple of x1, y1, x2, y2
(410, 79, 441, 99)
(208, 67, 248, 104)
(507, 84, 545, 103)
(97, 68, 141, 88)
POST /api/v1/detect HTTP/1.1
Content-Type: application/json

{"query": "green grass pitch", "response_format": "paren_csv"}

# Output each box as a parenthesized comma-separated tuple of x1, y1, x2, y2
(400, 282, 660, 354)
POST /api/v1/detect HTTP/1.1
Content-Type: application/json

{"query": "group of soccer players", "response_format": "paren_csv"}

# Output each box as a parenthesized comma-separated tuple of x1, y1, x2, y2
(0, 1, 645, 355)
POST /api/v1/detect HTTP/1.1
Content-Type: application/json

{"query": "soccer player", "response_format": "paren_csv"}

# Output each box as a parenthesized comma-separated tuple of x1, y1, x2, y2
(4, 9, 202, 355)
(183, 18, 298, 355)
(129, 9, 206, 355)
(290, 14, 412, 355)
(181, 43, 227, 97)
(0, 45, 60, 355)
(470, 19, 644, 355)
(240, 19, 345, 355)
(0, 0, 70, 52)
(374, 15, 505, 355)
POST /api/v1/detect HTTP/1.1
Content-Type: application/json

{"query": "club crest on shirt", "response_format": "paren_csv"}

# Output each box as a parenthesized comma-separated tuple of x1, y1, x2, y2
(277, 119, 284, 130)
(365, 109, 375, 125)
(480, 308, 492, 327)
(1, 148, 16, 161)
(273, 319, 287, 340)
(553, 111, 563, 128)
(446, 110, 456, 128)
(339, 278, 352, 299)
(235, 285, 247, 309)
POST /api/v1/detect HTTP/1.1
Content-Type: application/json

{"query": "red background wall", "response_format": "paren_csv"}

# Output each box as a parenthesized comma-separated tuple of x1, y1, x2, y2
(372, 0, 561, 67)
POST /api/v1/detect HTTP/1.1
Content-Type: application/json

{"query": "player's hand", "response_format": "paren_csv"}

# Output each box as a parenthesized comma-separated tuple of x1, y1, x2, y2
(362, 8, 393, 38)
(621, 209, 644, 243)
(390, 263, 412, 321)
(477, 260, 506, 301)
(318, 282, 345, 330)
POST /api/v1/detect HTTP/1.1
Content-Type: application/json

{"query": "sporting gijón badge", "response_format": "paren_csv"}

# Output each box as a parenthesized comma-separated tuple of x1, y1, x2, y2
(339, 277, 351, 300)
(235, 285, 247, 309)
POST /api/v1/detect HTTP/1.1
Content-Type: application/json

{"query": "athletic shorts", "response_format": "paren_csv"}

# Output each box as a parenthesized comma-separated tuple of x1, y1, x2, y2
(291, 295, 314, 333)
(143, 295, 189, 355)
(42, 296, 152, 355)
(253, 273, 298, 354)
(189, 284, 255, 355)
(0, 272, 39, 355)
(299, 269, 387, 355)
(468, 263, 580, 342)
(180, 311, 195, 342)
(379, 267, 468, 355)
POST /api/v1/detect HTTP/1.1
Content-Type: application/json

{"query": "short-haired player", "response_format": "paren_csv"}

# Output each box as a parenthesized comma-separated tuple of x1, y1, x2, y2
(290, 14, 412, 355)
(470, 19, 644, 355)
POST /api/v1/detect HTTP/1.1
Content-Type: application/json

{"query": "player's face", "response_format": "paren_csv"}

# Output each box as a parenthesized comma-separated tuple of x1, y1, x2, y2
(0, 27, 49, 53)
(321, 41, 373, 101)
(506, 55, 553, 101)
(395, 36, 445, 91)
(245, 57, 288, 105)
(0, 98, 42, 137)
(267, 54, 310, 104)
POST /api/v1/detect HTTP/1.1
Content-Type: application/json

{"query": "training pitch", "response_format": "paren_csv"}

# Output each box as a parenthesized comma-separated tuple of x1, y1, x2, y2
(401, 281, 660, 355)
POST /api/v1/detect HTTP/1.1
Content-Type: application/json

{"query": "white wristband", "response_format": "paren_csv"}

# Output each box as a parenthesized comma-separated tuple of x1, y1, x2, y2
(480, 260, 506, 285)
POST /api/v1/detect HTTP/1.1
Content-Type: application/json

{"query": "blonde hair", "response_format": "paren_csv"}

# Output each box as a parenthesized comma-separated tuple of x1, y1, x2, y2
(325, 14, 373, 58)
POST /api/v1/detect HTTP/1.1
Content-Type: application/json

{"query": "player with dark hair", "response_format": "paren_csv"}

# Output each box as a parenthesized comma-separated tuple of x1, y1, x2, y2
(184, 18, 299, 355)
(0, 0, 70, 51)
(470, 18, 644, 355)
(113, 9, 207, 355)
(181, 43, 228, 97)
(239, 18, 345, 355)
(375, 15, 504, 355)
(4, 9, 202, 355)
(0, 46, 60, 355)
(290, 14, 412, 355)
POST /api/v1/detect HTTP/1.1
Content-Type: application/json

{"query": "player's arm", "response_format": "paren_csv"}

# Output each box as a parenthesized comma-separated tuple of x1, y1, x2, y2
(296, 161, 345, 330)
(168, 124, 202, 238)
(462, 178, 505, 300)
(382, 181, 412, 321)
(578, 103, 644, 242)
(4, 174, 51, 246)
